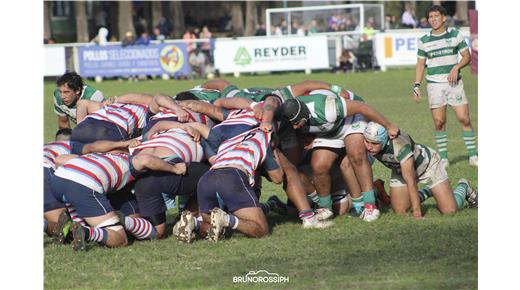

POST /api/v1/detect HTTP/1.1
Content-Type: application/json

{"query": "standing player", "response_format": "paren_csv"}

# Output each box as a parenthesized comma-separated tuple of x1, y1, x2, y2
(362, 122, 477, 218)
(413, 5, 477, 167)
(53, 71, 104, 129)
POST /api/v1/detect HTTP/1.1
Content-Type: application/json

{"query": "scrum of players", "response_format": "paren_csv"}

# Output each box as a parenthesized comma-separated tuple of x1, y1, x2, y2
(44, 72, 478, 251)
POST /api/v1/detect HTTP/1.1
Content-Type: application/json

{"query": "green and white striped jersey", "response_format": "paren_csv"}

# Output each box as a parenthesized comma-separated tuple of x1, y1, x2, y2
(417, 28, 469, 83)
(53, 85, 104, 124)
(374, 131, 432, 176)
(296, 93, 348, 137)
(185, 87, 222, 102)
(222, 85, 280, 102)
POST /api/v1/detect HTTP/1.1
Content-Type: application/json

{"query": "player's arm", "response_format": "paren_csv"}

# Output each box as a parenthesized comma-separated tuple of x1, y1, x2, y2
(149, 94, 190, 122)
(115, 93, 154, 105)
(131, 153, 186, 175)
(178, 100, 225, 121)
(81, 139, 135, 154)
(201, 79, 231, 91)
(213, 97, 255, 110)
(345, 100, 400, 139)
(290, 80, 350, 99)
(184, 122, 211, 139)
(413, 58, 427, 103)
(400, 156, 422, 218)
(144, 120, 198, 141)
(55, 154, 78, 168)
(259, 96, 280, 132)
(76, 99, 104, 123)
(58, 116, 70, 129)
(448, 48, 471, 86)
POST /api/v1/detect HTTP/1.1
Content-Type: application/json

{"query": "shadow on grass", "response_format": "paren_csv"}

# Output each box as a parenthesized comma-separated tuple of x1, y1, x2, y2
(450, 154, 469, 166)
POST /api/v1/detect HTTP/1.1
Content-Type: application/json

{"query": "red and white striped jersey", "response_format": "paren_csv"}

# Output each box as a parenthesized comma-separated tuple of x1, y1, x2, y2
(43, 141, 71, 169)
(130, 127, 204, 162)
(86, 103, 149, 136)
(211, 128, 271, 178)
(54, 152, 134, 194)
(150, 108, 214, 127)
(213, 107, 262, 130)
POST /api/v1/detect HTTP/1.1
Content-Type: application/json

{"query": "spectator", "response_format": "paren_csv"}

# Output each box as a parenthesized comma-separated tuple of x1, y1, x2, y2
(135, 31, 151, 45)
(401, 5, 417, 28)
(363, 17, 376, 40)
(418, 17, 431, 28)
(307, 20, 318, 34)
(385, 14, 394, 30)
(122, 31, 135, 47)
(280, 20, 288, 34)
(199, 25, 212, 63)
(333, 49, 355, 73)
(255, 24, 266, 36)
(292, 21, 305, 36)
(90, 27, 109, 46)
(152, 26, 165, 42)
(183, 29, 197, 54)
(345, 18, 357, 31)
(157, 17, 172, 37)
(188, 46, 207, 79)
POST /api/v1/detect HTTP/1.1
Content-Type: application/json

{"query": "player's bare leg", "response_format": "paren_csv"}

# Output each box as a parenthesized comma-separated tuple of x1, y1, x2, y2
(311, 148, 338, 210)
(44, 208, 66, 236)
(431, 106, 449, 164)
(451, 104, 478, 166)
(389, 186, 411, 214)
(232, 207, 269, 238)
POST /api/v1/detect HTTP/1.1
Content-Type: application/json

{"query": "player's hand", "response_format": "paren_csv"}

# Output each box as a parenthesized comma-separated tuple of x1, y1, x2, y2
(127, 138, 141, 148)
(185, 125, 201, 142)
(412, 83, 421, 103)
(447, 67, 459, 86)
(252, 102, 264, 119)
(386, 124, 400, 140)
(172, 162, 187, 175)
(103, 96, 116, 106)
(412, 211, 424, 219)
(176, 107, 190, 122)
(260, 121, 273, 133)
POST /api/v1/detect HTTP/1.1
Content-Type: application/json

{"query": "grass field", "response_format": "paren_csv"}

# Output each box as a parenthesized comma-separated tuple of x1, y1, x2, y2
(44, 68, 477, 289)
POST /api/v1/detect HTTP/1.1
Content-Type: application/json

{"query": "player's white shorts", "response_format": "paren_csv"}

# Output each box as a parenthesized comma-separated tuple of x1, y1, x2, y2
(311, 114, 367, 149)
(389, 149, 448, 189)
(426, 80, 468, 109)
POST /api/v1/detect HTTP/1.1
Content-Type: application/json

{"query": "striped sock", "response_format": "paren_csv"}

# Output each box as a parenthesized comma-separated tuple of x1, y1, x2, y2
(435, 131, 448, 159)
(124, 216, 157, 240)
(226, 214, 239, 230)
(307, 191, 320, 204)
(86, 227, 108, 244)
(463, 131, 477, 157)
(361, 189, 376, 205)
(318, 195, 333, 209)
(298, 209, 315, 221)
(66, 204, 86, 226)
(453, 182, 468, 210)
(418, 188, 433, 203)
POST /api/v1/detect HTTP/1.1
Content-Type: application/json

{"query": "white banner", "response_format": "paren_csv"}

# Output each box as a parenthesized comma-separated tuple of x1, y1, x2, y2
(214, 36, 329, 73)
(44, 46, 66, 76)
(374, 28, 470, 70)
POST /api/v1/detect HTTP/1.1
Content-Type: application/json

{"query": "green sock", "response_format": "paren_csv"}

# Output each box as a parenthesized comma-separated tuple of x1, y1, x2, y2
(453, 182, 468, 210)
(463, 131, 477, 157)
(418, 188, 433, 203)
(318, 195, 332, 209)
(361, 189, 376, 205)
(352, 196, 364, 212)
(435, 131, 448, 159)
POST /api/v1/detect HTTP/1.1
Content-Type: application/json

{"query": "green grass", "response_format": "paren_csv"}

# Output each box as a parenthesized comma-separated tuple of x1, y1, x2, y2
(44, 69, 477, 289)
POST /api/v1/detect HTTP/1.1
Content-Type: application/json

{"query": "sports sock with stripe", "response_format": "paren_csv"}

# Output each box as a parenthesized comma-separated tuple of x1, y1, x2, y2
(318, 195, 333, 209)
(453, 182, 469, 210)
(124, 216, 157, 240)
(418, 188, 433, 203)
(435, 131, 448, 159)
(362, 189, 376, 205)
(463, 130, 477, 157)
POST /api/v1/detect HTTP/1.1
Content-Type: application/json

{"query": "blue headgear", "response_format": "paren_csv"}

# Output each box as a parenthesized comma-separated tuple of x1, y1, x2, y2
(363, 122, 388, 146)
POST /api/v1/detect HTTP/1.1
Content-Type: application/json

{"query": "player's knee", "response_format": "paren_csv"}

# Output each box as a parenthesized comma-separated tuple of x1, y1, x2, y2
(340, 156, 352, 171)
(433, 118, 446, 130)
(392, 205, 408, 215)
(347, 151, 367, 167)
(439, 205, 457, 215)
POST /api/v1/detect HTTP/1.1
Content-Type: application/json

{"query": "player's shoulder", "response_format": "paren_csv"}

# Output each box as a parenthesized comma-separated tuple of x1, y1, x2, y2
(447, 27, 461, 36)
(81, 85, 103, 100)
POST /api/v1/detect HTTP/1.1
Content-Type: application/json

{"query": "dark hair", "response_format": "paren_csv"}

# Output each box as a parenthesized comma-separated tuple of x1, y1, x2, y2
(175, 91, 199, 101)
(56, 71, 84, 94)
(426, 5, 447, 18)
(55, 128, 72, 140)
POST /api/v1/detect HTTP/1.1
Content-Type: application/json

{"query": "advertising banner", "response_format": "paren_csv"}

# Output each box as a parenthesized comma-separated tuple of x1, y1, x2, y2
(44, 46, 66, 76)
(78, 43, 190, 77)
(374, 29, 471, 70)
(469, 10, 478, 74)
(214, 36, 329, 73)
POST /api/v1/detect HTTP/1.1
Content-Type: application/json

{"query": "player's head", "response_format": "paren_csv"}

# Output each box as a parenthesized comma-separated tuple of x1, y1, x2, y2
(56, 71, 84, 106)
(426, 5, 447, 30)
(55, 128, 72, 141)
(174, 91, 199, 101)
(281, 99, 310, 129)
(363, 121, 388, 155)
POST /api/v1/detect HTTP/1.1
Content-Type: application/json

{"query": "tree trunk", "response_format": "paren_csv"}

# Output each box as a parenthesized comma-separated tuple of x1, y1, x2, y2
(151, 1, 162, 29)
(75, 1, 89, 42)
(231, 2, 244, 36)
(108, 2, 119, 41)
(44, 1, 52, 40)
(244, 1, 257, 36)
(170, 1, 185, 38)
(455, 1, 469, 25)
(118, 1, 134, 40)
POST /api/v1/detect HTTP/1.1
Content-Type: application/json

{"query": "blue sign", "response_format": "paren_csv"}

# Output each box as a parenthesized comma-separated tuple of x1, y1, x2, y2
(78, 43, 190, 77)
